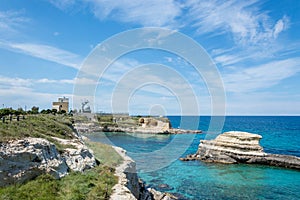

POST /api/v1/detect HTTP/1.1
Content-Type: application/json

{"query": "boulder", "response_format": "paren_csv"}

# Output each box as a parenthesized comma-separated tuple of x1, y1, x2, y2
(0, 137, 96, 187)
(0, 138, 68, 187)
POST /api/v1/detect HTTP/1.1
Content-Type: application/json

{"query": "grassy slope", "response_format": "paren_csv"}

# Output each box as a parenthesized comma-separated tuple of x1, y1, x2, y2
(85, 140, 123, 168)
(0, 166, 117, 200)
(0, 114, 123, 200)
(0, 114, 76, 152)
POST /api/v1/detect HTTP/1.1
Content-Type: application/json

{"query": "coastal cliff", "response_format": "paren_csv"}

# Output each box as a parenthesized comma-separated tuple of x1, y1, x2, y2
(181, 131, 300, 170)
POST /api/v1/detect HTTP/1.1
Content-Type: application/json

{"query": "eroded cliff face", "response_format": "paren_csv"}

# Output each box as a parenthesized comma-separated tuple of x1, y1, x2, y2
(0, 137, 96, 187)
(181, 131, 300, 170)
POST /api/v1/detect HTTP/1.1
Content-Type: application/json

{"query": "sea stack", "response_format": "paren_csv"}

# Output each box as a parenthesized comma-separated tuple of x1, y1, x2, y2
(197, 131, 266, 163)
(181, 131, 300, 170)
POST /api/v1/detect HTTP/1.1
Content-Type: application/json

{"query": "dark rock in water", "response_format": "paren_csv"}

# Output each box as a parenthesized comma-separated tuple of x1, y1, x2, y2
(170, 192, 189, 200)
(180, 131, 300, 170)
(158, 183, 174, 191)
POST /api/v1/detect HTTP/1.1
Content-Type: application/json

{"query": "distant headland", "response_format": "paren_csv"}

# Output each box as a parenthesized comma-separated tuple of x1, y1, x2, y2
(74, 113, 202, 134)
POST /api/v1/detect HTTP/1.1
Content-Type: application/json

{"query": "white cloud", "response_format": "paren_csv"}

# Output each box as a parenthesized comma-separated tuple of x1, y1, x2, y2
(50, 0, 182, 28)
(0, 41, 82, 69)
(0, 76, 75, 110)
(214, 54, 246, 66)
(0, 10, 29, 35)
(186, 0, 289, 46)
(0, 76, 32, 87)
(48, 0, 290, 47)
(0, 86, 72, 110)
(0, 76, 75, 88)
(223, 58, 300, 92)
(273, 16, 289, 39)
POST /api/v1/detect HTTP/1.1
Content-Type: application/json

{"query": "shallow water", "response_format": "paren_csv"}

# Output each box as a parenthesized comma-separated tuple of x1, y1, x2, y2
(87, 116, 300, 199)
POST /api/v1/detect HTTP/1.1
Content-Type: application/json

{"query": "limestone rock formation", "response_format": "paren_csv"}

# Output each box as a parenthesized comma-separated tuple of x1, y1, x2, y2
(110, 146, 178, 200)
(197, 131, 266, 163)
(0, 138, 68, 186)
(138, 117, 171, 133)
(181, 131, 300, 170)
(0, 137, 96, 187)
(110, 146, 139, 200)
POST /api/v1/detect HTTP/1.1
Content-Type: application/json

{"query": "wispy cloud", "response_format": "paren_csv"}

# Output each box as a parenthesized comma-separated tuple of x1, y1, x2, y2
(223, 58, 300, 92)
(49, 0, 182, 28)
(186, 0, 289, 46)
(0, 10, 29, 35)
(273, 15, 289, 39)
(48, 0, 291, 48)
(0, 86, 72, 110)
(0, 76, 75, 87)
(0, 41, 82, 69)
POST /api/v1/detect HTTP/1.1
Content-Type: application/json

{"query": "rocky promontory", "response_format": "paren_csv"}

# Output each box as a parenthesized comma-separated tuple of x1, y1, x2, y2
(180, 131, 300, 170)
(75, 116, 202, 134)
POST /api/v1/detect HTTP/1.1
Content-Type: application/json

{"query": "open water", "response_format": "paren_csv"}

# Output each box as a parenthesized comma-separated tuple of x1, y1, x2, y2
(87, 116, 300, 199)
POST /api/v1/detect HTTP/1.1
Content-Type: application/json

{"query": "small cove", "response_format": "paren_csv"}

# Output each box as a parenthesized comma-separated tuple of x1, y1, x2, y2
(87, 116, 300, 199)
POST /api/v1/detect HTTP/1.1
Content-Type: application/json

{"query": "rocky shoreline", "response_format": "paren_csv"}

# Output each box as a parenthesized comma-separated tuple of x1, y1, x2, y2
(74, 121, 202, 134)
(0, 121, 180, 199)
(110, 146, 179, 200)
(180, 131, 300, 170)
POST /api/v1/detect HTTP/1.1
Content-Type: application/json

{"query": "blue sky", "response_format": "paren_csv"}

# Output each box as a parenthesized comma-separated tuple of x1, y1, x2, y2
(0, 0, 299, 115)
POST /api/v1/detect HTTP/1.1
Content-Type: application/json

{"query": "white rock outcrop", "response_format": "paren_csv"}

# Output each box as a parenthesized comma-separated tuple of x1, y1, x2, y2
(110, 146, 178, 200)
(197, 131, 266, 163)
(110, 146, 139, 200)
(0, 137, 96, 187)
(181, 131, 300, 170)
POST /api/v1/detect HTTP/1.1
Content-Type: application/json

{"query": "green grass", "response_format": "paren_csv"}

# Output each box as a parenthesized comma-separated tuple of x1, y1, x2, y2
(0, 114, 76, 151)
(0, 114, 123, 199)
(85, 140, 123, 168)
(0, 165, 118, 200)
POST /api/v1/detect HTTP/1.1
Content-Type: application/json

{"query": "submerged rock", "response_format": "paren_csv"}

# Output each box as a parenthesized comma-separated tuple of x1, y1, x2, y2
(181, 131, 300, 170)
(157, 183, 174, 191)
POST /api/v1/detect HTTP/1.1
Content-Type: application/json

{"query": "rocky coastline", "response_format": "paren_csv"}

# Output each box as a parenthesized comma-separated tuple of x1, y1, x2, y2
(0, 115, 180, 199)
(110, 146, 179, 200)
(74, 117, 202, 134)
(180, 131, 300, 170)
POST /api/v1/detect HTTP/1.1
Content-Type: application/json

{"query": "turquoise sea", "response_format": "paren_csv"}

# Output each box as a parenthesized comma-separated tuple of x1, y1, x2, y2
(87, 116, 300, 199)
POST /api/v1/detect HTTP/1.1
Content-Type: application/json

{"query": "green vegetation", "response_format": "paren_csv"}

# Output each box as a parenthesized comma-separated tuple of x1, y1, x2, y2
(0, 108, 26, 117)
(0, 165, 118, 200)
(0, 114, 75, 152)
(85, 140, 123, 168)
(0, 111, 123, 199)
(96, 114, 117, 127)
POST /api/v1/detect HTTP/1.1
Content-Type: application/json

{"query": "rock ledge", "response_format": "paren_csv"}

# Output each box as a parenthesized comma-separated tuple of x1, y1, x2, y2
(180, 131, 300, 170)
